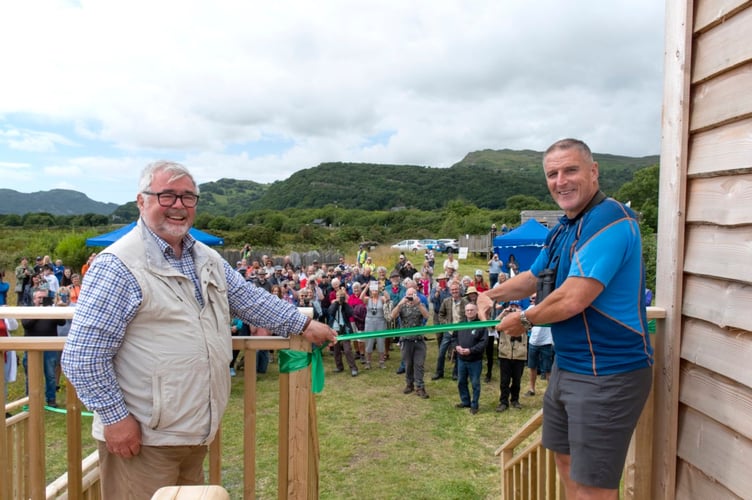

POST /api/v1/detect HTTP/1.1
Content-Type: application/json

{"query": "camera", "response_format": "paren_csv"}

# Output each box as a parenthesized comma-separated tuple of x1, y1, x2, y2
(406, 296, 413, 301)
(536, 268, 556, 302)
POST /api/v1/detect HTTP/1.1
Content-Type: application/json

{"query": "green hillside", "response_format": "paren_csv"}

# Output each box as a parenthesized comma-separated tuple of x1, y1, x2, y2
(4, 149, 659, 219)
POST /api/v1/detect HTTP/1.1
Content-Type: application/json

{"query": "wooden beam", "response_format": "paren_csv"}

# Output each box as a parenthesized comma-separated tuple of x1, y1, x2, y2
(679, 360, 752, 441)
(694, 0, 752, 32)
(675, 459, 742, 499)
(684, 226, 752, 285)
(686, 174, 752, 224)
(653, 0, 694, 497)
(677, 406, 752, 498)
(688, 116, 752, 176)
(680, 317, 752, 387)
(692, 3, 752, 82)
(682, 276, 752, 333)
(690, 62, 752, 132)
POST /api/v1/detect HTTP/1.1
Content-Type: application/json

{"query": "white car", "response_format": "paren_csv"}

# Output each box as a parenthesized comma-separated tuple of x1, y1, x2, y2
(438, 238, 459, 252)
(391, 239, 424, 252)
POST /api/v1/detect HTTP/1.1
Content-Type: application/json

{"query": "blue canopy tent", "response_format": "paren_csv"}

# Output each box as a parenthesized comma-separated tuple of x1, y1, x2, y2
(86, 221, 224, 247)
(492, 219, 550, 275)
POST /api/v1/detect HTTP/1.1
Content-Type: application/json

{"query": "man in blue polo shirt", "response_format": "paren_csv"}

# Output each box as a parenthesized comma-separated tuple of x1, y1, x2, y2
(478, 138, 653, 500)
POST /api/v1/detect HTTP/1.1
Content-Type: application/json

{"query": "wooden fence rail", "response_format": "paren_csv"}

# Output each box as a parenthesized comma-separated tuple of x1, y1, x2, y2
(1, 306, 317, 500)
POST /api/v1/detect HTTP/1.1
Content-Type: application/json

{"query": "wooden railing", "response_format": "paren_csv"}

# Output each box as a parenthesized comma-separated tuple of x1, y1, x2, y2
(494, 306, 666, 500)
(1, 306, 318, 500)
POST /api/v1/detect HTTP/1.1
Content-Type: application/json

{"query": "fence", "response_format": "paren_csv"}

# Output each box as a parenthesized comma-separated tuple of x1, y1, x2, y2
(1, 306, 318, 500)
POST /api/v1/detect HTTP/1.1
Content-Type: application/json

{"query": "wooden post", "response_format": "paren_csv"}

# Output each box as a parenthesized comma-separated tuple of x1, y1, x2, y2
(27, 351, 46, 500)
(65, 385, 83, 500)
(653, 0, 693, 498)
(0, 347, 8, 500)
(278, 335, 312, 499)
(244, 341, 258, 500)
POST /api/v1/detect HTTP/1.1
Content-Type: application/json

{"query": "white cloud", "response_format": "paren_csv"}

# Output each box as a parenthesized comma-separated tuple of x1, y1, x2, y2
(0, 0, 665, 204)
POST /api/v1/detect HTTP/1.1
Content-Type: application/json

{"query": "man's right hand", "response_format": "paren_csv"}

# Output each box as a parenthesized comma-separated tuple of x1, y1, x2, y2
(302, 320, 338, 346)
(104, 414, 142, 458)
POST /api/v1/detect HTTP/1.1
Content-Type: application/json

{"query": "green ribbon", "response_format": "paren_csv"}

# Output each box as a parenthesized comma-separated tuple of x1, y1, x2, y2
(278, 342, 329, 394)
(20, 405, 94, 417)
(277, 320, 500, 393)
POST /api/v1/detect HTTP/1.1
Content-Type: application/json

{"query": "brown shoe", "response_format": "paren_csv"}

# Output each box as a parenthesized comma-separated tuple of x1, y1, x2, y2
(403, 385, 414, 394)
(415, 387, 429, 399)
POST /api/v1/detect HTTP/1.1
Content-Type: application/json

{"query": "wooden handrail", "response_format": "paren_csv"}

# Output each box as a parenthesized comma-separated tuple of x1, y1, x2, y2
(2, 306, 318, 500)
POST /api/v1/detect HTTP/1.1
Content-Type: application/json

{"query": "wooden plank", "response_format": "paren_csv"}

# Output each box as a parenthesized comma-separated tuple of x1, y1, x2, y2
(244, 344, 258, 500)
(65, 386, 83, 500)
(688, 116, 752, 177)
(280, 335, 311, 500)
(624, 374, 654, 500)
(652, 0, 693, 497)
(690, 62, 752, 132)
(675, 459, 743, 499)
(679, 361, 752, 441)
(684, 225, 752, 284)
(687, 175, 752, 225)
(692, 3, 752, 83)
(0, 356, 8, 500)
(680, 317, 752, 387)
(682, 276, 752, 332)
(690, 129, 752, 175)
(694, 0, 752, 33)
(677, 406, 752, 498)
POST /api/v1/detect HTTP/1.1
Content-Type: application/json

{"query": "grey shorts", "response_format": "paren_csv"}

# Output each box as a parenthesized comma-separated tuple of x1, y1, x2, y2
(542, 362, 652, 489)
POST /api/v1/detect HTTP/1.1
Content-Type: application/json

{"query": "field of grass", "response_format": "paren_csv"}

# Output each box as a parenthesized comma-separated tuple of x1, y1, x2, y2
(7, 250, 545, 499)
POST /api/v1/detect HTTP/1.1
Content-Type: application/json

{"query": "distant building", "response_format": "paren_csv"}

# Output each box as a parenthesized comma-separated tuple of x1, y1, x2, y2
(520, 210, 563, 228)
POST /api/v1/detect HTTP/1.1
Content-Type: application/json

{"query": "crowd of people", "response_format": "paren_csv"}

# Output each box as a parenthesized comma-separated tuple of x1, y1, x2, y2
(1, 236, 553, 414)
(227, 244, 553, 412)
(2, 253, 90, 408)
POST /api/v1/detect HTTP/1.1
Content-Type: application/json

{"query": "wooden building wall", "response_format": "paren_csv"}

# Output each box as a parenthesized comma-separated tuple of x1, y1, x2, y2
(654, 0, 752, 498)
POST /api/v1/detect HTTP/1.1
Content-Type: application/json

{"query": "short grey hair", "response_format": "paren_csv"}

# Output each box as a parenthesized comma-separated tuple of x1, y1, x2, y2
(138, 161, 199, 194)
(543, 138, 593, 164)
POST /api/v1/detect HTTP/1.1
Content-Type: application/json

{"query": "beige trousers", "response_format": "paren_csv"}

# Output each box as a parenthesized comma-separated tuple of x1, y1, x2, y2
(97, 440, 207, 499)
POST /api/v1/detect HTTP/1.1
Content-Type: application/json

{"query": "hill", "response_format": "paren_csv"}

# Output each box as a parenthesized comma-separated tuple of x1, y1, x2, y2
(240, 149, 657, 213)
(9, 149, 660, 218)
(0, 188, 119, 215)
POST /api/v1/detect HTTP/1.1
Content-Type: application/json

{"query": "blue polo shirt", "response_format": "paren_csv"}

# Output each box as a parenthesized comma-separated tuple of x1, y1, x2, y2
(530, 197, 653, 376)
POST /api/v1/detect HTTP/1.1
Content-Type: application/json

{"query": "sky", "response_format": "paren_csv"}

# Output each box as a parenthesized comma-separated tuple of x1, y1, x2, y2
(0, 0, 666, 205)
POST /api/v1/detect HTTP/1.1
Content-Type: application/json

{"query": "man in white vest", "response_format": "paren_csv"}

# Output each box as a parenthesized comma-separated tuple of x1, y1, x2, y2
(62, 160, 337, 499)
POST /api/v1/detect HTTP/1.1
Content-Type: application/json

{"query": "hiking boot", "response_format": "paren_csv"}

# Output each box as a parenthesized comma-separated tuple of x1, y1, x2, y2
(455, 403, 470, 409)
(495, 403, 509, 413)
(470, 407, 479, 415)
(511, 401, 522, 409)
(403, 385, 414, 394)
(415, 387, 429, 399)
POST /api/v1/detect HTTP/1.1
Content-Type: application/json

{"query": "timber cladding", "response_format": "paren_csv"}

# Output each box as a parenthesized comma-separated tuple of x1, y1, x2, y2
(656, 0, 752, 498)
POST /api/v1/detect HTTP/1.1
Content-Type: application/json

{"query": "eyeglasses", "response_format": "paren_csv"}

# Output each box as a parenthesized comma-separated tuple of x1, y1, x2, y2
(142, 191, 200, 208)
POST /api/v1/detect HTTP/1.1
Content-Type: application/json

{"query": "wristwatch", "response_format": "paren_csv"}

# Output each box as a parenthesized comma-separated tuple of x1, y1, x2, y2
(519, 310, 533, 330)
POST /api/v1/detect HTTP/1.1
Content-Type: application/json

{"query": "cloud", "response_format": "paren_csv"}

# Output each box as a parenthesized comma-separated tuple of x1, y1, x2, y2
(0, 0, 665, 204)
